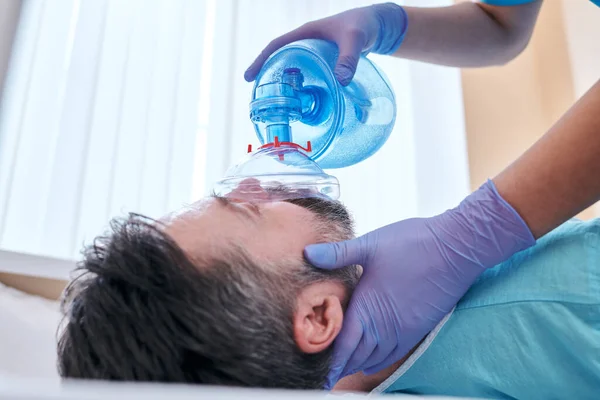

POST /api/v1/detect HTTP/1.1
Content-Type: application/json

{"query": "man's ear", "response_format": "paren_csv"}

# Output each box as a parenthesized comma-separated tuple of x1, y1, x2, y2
(293, 282, 345, 354)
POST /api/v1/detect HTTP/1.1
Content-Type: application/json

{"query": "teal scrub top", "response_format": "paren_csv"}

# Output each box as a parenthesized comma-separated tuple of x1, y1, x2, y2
(373, 219, 600, 399)
(481, 0, 599, 7)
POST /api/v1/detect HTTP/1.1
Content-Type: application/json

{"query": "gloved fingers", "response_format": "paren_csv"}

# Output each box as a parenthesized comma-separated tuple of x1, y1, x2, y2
(353, 301, 400, 373)
(325, 303, 364, 388)
(244, 22, 324, 82)
(363, 343, 410, 376)
(336, 308, 379, 379)
(338, 330, 378, 380)
(359, 339, 396, 374)
(363, 356, 396, 376)
(304, 237, 367, 270)
(333, 30, 367, 86)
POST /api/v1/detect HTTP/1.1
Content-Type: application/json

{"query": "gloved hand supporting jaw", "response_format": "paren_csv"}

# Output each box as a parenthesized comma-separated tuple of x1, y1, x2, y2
(304, 180, 536, 389)
(244, 3, 408, 86)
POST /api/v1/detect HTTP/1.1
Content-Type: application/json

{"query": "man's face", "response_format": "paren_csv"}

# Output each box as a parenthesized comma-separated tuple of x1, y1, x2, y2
(164, 182, 354, 268)
(58, 181, 360, 389)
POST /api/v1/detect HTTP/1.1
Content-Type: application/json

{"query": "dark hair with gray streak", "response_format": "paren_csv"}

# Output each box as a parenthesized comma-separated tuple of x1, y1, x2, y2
(58, 207, 359, 389)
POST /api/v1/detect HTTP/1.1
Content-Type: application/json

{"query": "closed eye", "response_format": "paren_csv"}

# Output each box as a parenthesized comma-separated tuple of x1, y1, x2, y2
(211, 192, 262, 219)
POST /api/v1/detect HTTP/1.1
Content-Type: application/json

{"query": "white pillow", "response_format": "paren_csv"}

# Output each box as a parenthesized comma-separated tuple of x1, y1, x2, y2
(0, 282, 61, 379)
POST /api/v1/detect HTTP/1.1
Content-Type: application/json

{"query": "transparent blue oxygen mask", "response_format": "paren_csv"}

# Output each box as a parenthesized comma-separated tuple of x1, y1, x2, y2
(214, 39, 396, 201)
(213, 145, 340, 201)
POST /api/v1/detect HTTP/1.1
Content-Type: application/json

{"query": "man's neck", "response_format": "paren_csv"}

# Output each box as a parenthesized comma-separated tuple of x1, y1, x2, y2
(332, 341, 422, 393)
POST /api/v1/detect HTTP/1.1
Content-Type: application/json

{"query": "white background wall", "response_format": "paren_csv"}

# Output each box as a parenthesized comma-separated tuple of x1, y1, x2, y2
(0, 0, 469, 263)
(0, 1, 22, 94)
(562, 0, 600, 99)
(0, 281, 61, 379)
(0, 0, 598, 274)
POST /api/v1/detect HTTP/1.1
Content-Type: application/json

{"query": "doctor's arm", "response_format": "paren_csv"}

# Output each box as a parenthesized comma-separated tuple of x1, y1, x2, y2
(245, 1, 542, 85)
(495, 79, 600, 238)
(396, 1, 542, 67)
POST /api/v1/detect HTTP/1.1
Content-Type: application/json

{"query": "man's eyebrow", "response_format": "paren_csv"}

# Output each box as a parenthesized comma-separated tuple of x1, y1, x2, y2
(211, 193, 261, 219)
(211, 192, 231, 206)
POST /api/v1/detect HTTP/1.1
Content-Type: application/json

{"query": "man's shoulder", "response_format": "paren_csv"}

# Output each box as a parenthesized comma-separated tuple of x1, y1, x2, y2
(457, 218, 600, 310)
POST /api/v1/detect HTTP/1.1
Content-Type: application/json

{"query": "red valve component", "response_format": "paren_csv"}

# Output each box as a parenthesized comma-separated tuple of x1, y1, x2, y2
(246, 137, 312, 162)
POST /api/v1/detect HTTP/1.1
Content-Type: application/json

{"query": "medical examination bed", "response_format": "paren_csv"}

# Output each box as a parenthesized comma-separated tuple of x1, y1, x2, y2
(0, 251, 476, 400)
(0, 376, 472, 400)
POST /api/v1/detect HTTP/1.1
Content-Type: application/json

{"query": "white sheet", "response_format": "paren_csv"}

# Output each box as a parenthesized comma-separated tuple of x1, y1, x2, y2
(0, 376, 472, 399)
(0, 282, 61, 379)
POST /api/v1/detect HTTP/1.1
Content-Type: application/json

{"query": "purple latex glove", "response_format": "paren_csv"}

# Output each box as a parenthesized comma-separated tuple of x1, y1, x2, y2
(304, 180, 536, 388)
(244, 3, 408, 86)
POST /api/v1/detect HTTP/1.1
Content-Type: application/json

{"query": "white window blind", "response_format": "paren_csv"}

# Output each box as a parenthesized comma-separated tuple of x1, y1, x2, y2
(0, 0, 469, 263)
(0, 0, 214, 260)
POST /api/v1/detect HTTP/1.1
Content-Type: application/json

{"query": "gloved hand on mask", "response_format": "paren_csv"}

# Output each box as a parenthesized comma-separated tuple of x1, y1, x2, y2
(244, 3, 408, 86)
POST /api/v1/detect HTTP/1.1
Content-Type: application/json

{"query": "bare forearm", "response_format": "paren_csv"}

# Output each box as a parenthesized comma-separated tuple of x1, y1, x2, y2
(494, 79, 600, 238)
(394, 2, 542, 67)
